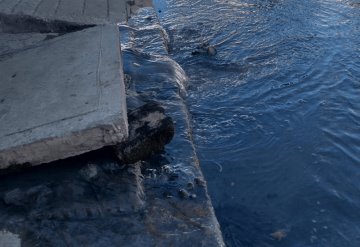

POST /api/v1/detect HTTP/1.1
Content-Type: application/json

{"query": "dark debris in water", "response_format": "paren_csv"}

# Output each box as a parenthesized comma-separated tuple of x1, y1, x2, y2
(191, 42, 217, 56)
(114, 102, 175, 164)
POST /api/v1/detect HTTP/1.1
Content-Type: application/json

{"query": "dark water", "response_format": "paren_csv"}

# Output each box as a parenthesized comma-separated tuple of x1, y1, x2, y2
(151, 0, 360, 246)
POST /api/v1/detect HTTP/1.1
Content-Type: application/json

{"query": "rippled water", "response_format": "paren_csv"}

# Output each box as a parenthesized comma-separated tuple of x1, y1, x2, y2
(151, 0, 360, 246)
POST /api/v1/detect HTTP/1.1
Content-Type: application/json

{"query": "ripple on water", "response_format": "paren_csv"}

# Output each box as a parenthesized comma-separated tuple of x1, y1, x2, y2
(154, 0, 360, 246)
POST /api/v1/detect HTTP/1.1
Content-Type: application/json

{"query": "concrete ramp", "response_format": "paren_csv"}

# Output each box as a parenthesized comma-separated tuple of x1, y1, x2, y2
(0, 25, 128, 169)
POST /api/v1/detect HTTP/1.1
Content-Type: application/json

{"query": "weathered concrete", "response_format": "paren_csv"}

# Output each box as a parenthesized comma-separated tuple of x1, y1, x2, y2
(0, 0, 128, 25)
(0, 230, 20, 247)
(0, 25, 128, 169)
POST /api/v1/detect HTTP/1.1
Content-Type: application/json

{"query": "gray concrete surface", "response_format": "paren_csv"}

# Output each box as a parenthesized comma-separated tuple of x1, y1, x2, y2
(0, 32, 52, 55)
(0, 0, 128, 25)
(0, 25, 128, 169)
(0, 230, 20, 247)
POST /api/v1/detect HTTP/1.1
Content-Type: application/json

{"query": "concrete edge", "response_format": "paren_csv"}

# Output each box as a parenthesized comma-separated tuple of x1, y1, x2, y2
(121, 6, 226, 245)
(0, 119, 127, 169)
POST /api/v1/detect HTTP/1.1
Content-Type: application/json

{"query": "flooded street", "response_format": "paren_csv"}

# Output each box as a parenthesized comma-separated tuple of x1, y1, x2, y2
(152, 0, 360, 246)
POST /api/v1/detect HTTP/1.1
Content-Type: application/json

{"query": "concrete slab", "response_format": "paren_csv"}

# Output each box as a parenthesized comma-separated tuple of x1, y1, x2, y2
(0, 25, 128, 169)
(0, 0, 128, 25)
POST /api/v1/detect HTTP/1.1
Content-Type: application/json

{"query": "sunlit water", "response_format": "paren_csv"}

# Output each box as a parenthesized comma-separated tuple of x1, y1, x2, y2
(150, 0, 360, 246)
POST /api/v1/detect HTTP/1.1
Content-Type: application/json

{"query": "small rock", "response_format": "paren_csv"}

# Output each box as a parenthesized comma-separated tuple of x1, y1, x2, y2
(207, 46, 217, 56)
(191, 43, 217, 56)
(190, 194, 197, 199)
(178, 189, 190, 199)
(161, 165, 172, 174)
(187, 182, 194, 190)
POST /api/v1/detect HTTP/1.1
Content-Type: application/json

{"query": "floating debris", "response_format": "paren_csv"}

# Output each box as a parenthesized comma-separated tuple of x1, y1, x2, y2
(192, 42, 217, 56)
(270, 229, 288, 241)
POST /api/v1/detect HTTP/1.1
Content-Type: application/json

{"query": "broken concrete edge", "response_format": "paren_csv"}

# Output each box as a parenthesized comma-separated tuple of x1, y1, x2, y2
(0, 120, 127, 170)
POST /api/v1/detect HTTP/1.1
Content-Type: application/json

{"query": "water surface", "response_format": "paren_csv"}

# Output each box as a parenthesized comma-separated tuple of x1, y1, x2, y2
(152, 0, 360, 246)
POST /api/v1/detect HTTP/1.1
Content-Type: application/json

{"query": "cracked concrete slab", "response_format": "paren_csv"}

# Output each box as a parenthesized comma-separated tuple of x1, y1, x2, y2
(0, 25, 128, 169)
(0, 0, 128, 25)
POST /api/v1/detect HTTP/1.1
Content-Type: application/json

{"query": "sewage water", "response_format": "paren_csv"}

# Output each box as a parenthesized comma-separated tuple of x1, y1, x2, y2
(151, 0, 360, 246)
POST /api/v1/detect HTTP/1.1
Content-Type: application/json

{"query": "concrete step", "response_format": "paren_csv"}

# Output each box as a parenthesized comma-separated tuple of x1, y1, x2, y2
(0, 25, 128, 169)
